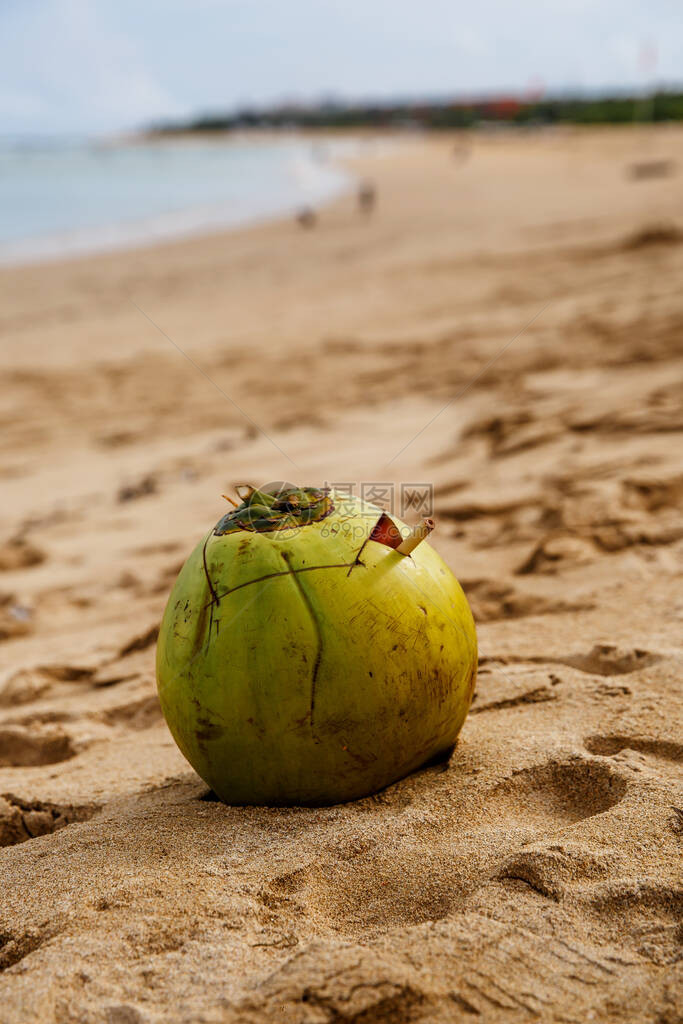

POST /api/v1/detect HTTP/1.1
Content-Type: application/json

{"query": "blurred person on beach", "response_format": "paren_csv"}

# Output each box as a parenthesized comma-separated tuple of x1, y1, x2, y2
(296, 206, 317, 228)
(358, 179, 376, 215)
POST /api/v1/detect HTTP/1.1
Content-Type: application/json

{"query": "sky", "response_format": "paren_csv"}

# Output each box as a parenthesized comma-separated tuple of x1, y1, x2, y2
(2, 0, 682, 136)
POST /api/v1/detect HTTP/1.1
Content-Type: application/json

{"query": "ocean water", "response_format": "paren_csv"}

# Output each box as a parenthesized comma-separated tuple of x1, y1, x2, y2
(0, 136, 355, 265)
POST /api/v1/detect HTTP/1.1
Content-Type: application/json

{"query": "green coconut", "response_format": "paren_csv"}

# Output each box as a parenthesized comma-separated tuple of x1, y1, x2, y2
(156, 485, 477, 805)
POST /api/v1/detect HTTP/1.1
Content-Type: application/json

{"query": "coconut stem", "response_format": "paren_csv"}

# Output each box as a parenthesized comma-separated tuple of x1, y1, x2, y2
(396, 518, 435, 555)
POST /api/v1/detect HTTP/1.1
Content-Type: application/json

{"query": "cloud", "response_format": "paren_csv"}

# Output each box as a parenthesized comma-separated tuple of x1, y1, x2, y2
(0, 0, 185, 134)
(0, 90, 47, 120)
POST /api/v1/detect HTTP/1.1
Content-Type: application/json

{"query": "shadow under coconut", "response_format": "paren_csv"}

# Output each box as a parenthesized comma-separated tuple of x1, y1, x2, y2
(195, 741, 457, 807)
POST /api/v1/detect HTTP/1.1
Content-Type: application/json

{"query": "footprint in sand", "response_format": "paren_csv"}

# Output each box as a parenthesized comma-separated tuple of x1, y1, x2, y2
(516, 534, 597, 574)
(498, 840, 623, 900)
(0, 664, 96, 707)
(500, 644, 661, 677)
(0, 927, 50, 971)
(116, 474, 158, 503)
(622, 470, 683, 512)
(0, 793, 97, 848)
(90, 624, 159, 688)
(117, 625, 159, 658)
(0, 595, 34, 642)
(0, 724, 78, 768)
(248, 757, 630, 935)
(96, 693, 162, 731)
(587, 879, 683, 965)
(462, 578, 591, 622)
(560, 644, 661, 676)
(584, 735, 683, 762)
(486, 757, 628, 830)
(462, 409, 564, 458)
(0, 537, 45, 572)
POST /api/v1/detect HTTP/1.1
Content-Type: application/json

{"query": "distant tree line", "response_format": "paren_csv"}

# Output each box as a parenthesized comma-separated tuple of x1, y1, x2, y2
(149, 91, 683, 134)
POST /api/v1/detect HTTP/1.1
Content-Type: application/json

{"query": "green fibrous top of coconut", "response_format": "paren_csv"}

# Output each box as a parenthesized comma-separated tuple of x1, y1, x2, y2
(214, 484, 333, 535)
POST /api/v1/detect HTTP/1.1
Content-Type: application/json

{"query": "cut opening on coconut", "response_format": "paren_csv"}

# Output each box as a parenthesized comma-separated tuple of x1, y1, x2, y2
(369, 512, 435, 555)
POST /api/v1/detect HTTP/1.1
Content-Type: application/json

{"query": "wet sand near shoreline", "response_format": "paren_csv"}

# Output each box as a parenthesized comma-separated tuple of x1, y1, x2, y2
(0, 126, 682, 1022)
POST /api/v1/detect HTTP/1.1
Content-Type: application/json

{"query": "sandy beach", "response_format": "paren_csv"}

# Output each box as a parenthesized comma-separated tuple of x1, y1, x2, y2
(1, 126, 682, 1022)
